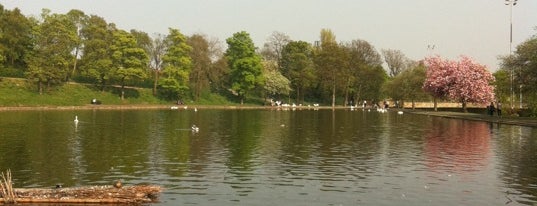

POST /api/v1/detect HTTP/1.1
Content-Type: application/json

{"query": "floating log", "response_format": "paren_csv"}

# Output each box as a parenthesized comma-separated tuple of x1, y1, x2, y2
(0, 185, 162, 204)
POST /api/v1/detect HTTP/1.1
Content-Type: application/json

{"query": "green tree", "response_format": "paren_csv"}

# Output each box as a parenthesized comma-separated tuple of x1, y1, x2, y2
(0, 6, 34, 72)
(225, 31, 264, 104)
(314, 29, 349, 107)
(110, 29, 149, 100)
(280, 40, 315, 104)
(25, 9, 78, 94)
(500, 33, 537, 114)
(79, 15, 114, 91)
(66, 9, 86, 80)
(159, 28, 192, 101)
(384, 62, 427, 109)
(493, 69, 510, 106)
(346, 39, 384, 105)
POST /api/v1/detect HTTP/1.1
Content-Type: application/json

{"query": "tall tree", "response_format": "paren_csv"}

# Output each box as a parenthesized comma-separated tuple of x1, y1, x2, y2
(66, 9, 86, 80)
(225, 31, 264, 104)
(79, 15, 114, 91)
(314, 29, 348, 107)
(159, 28, 192, 101)
(110, 29, 148, 100)
(423, 55, 495, 112)
(148, 33, 166, 95)
(346, 39, 384, 105)
(187, 34, 211, 101)
(281, 40, 315, 104)
(0, 6, 33, 70)
(383, 62, 428, 109)
(260, 31, 290, 66)
(500, 33, 537, 112)
(25, 9, 78, 94)
(382, 49, 408, 77)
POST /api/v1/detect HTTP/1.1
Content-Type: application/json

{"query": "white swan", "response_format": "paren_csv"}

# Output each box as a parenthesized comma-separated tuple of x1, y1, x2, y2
(74, 116, 79, 124)
(191, 124, 199, 132)
(397, 111, 404, 115)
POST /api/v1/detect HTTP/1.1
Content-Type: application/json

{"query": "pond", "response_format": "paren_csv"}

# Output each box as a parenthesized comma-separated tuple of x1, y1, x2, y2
(0, 108, 536, 205)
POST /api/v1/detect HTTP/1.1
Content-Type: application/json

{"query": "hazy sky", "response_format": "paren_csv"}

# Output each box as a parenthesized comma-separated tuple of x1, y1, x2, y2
(2, 0, 536, 71)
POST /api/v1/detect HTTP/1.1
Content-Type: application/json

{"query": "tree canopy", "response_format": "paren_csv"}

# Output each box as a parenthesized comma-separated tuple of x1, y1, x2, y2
(424, 55, 495, 112)
(225, 31, 264, 104)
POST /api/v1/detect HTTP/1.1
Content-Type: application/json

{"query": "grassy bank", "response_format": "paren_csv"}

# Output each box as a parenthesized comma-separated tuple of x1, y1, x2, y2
(0, 78, 197, 106)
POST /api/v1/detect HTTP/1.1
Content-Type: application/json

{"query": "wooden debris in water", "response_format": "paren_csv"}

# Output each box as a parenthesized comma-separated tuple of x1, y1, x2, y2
(0, 185, 162, 204)
(0, 170, 162, 204)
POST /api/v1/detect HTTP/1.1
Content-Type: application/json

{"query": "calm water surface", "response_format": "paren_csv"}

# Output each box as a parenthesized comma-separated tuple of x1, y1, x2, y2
(1, 109, 537, 205)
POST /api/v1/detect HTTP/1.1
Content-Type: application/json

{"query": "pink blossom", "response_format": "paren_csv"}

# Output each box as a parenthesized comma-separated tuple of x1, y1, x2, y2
(423, 55, 495, 105)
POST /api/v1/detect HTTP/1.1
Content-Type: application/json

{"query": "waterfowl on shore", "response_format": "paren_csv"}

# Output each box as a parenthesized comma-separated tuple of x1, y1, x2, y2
(114, 180, 122, 188)
(191, 124, 199, 132)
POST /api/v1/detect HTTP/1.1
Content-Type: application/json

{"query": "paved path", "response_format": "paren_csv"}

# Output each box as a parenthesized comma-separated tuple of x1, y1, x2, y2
(409, 110, 537, 128)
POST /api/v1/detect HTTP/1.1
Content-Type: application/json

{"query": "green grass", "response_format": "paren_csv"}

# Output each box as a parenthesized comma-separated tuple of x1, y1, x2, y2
(0, 78, 167, 106)
(0, 78, 242, 107)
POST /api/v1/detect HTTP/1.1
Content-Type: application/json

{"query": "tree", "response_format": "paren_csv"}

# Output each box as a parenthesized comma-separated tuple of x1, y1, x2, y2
(493, 69, 510, 106)
(314, 29, 349, 107)
(382, 49, 408, 77)
(110, 29, 148, 100)
(423, 55, 495, 112)
(66, 9, 87, 80)
(79, 15, 114, 91)
(346, 39, 384, 105)
(280, 40, 315, 104)
(225, 31, 264, 104)
(25, 9, 78, 94)
(0, 6, 33, 70)
(262, 60, 291, 103)
(260, 31, 290, 66)
(148, 33, 166, 95)
(187, 34, 212, 101)
(499, 33, 537, 113)
(159, 28, 192, 101)
(384, 62, 428, 109)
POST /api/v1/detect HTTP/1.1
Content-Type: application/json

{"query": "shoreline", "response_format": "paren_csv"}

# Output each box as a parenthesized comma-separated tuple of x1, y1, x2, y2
(1, 105, 535, 127)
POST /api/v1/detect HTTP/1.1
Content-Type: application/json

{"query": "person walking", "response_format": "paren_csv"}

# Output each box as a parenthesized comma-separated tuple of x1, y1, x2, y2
(488, 102, 495, 116)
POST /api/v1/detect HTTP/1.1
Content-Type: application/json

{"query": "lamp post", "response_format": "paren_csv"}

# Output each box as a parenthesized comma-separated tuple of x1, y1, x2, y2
(505, 0, 517, 109)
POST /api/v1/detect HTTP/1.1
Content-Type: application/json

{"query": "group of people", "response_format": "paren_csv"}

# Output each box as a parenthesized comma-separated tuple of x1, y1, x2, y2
(487, 102, 502, 116)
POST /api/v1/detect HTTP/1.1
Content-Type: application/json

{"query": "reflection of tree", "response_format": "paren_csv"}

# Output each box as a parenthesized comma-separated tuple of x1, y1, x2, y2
(226, 110, 262, 171)
(495, 126, 537, 203)
(424, 118, 491, 173)
(81, 111, 151, 182)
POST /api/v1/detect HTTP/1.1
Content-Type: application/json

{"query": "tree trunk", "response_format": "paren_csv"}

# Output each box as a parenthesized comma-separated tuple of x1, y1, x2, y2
(412, 99, 415, 110)
(295, 87, 300, 105)
(120, 79, 126, 100)
(152, 70, 159, 96)
(38, 80, 43, 95)
(433, 97, 438, 111)
(462, 101, 467, 113)
(70, 47, 79, 81)
(331, 84, 336, 108)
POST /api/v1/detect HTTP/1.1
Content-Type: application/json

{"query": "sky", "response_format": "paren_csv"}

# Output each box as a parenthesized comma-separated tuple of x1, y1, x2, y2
(2, 0, 536, 71)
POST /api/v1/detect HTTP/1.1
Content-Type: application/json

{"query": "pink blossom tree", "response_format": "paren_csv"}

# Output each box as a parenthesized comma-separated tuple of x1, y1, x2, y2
(423, 56, 495, 112)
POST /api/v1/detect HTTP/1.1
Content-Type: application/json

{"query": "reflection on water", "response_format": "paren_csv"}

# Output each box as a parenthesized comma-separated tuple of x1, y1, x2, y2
(0, 109, 537, 205)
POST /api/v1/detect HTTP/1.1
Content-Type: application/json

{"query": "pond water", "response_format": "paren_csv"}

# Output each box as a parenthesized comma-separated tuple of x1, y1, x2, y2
(0, 109, 537, 205)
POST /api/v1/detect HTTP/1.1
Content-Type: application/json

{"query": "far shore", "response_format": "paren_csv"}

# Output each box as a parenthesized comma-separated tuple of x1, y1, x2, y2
(0, 104, 352, 111)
